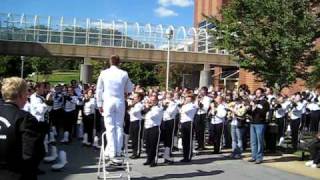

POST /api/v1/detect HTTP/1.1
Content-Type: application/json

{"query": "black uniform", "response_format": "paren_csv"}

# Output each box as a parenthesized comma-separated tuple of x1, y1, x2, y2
(0, 102, 42, 180)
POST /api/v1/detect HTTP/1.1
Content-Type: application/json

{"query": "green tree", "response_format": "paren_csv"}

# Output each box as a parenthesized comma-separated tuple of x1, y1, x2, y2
(121, 62, 159, 87)
(208, 0, 320, 90)
(0, 55, 33, 78)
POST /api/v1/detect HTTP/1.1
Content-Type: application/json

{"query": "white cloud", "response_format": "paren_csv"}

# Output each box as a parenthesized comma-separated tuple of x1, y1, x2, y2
(154, 7, 178, 17)
(158, 0, 193, 7)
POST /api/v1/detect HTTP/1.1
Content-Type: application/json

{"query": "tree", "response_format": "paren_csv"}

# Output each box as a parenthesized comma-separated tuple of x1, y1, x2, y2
(0, 56, 33, 78)
(121, 62, 159, 87)
(208, 0, 320, 90)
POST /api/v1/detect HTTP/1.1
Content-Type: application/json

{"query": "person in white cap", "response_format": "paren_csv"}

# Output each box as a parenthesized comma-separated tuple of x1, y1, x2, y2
(96, 55, 134, 164)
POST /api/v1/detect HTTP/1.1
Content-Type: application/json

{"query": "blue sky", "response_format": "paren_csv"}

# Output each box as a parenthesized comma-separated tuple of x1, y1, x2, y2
(1, 0, 194, 27)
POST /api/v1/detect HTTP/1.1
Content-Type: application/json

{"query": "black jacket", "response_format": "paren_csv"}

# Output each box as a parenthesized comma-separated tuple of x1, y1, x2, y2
(251, 98, 270, 124)
(0, 102, 42, 180)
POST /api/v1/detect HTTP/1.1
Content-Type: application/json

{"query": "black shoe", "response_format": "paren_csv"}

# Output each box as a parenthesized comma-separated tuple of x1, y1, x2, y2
(130, 155, 138, 159)
(164, 159, 174, 165)
(248, 159, 256, 162)
(150, 162, 157, 167)
(172, 147, 179, 151)
(255, 160, 263, 164)
(143, 161, 151, 166)
(180, 159, 191, 163)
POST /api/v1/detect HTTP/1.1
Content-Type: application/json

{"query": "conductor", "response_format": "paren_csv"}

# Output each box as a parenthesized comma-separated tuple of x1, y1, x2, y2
(96, 55, 134, 164)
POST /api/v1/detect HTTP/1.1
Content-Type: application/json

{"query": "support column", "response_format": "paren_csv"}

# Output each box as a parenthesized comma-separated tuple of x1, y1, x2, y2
(199, 63, 212, 88)
(80, 57, 93, 84)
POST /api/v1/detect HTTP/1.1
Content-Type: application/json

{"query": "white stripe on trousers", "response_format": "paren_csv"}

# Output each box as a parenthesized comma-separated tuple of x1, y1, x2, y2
(155, 126, 161, 163)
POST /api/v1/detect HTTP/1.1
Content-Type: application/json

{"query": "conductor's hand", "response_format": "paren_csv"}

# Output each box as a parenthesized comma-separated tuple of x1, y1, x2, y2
(99, 107, 104, 114)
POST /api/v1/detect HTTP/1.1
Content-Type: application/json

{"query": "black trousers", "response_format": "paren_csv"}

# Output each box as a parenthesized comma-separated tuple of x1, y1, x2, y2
(265, 124, 277, 153)
(181, 121, 193, 161)
(290, 119, 300, 150)
(83, 114, 94, 143)
(276, 117, 285, 139)
(209, 123, 224, 153)
(310, 110, 320, 133)
(129, 120, 143, 156)
(94, 109, 103, 136)
(144, 126, 160, 163)
(63, 110, 76, 134)
(194, 114, 206, 149)
(310, 140, 320, 164)
(161, 119, 175, 148)
(49, 108, 63, 128)
(223, 121, 232, 148)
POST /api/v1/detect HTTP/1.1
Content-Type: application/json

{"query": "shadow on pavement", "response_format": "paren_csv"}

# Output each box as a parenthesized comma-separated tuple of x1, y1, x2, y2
(134, 170, 224, 179)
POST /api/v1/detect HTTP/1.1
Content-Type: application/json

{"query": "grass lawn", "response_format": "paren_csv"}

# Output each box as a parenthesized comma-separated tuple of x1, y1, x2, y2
(27, 70, 80, 85)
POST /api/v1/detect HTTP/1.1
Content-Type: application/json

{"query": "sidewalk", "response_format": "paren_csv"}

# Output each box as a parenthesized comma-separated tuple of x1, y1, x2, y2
(241, 152, 320, 179)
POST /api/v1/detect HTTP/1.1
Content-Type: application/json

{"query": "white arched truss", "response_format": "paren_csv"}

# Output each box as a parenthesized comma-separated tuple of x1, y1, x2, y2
(0, 13, 221, 54)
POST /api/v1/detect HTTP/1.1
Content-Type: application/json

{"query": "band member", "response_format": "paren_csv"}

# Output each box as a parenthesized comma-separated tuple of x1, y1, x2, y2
(82, 89, 96, 146)
(96, 55, 134, 164)
(29, 82, 52, 171)
(305, 132, 320, 168)
(0, 77, 42, 180)
(161, 92, 179, 164)
(143, 95, 163, 167)
(288, 93, 304, 151)
(274, 95, 287, 146)
(209, 95, 227, 154)
(194, 87, 212, 150)
(179, 93, 197, 162)
(51, 84, 64, 137)
(307, 95, 320, 133)
(128, 92, 144, 159)
(230, 97, 247, 158)
(248, 88, 269, 164)
(61, 86, 78, 143)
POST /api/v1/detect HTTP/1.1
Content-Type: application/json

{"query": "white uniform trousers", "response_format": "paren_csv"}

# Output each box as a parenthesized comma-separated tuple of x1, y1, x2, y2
(103, 98, 125, 158)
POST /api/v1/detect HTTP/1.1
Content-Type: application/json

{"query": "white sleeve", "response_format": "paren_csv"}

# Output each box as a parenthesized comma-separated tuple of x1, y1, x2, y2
(124, 73, 134, 94)
(96, 72, 104, 108)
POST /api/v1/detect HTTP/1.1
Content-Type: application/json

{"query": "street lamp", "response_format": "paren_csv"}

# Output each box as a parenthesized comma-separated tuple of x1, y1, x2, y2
(165, 28, 173, 92)
(20, 56, 25, 78)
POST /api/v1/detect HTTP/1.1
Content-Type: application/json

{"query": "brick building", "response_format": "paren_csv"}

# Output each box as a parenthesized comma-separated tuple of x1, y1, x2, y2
(194, 0, 307, 95)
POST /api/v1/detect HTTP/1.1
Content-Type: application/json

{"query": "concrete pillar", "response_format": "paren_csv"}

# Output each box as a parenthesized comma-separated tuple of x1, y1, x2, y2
(199, 64, 212, 88)
(80, 57, 93, 84)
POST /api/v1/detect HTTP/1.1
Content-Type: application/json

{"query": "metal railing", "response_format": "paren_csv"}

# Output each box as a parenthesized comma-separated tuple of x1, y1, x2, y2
(0, 13, 224, 54)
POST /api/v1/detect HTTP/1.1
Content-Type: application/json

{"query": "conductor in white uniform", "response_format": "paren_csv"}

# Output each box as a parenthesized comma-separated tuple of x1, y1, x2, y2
(96, 55, 134, 163)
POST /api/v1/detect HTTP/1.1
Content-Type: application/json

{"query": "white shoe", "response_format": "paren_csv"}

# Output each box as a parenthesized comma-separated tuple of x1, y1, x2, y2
(44, 146, 58, 162)
(278, 137, 285, 146)
(82, 133, 88, 144)
(305, 160, 314, 167)
(178, 138, 183, 150)
(60, 131, 69, 143)
(51, 151, 67, 170)
(93, 136, 100, 148)
(49, 132, 56, 143)
(311, 164, 318, 168)
(111, 157, 123, 165)
(163, 147, 171, 160)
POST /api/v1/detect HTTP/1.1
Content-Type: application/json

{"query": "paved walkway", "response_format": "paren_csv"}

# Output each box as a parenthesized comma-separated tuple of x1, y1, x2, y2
(38, 141, 319, 180)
